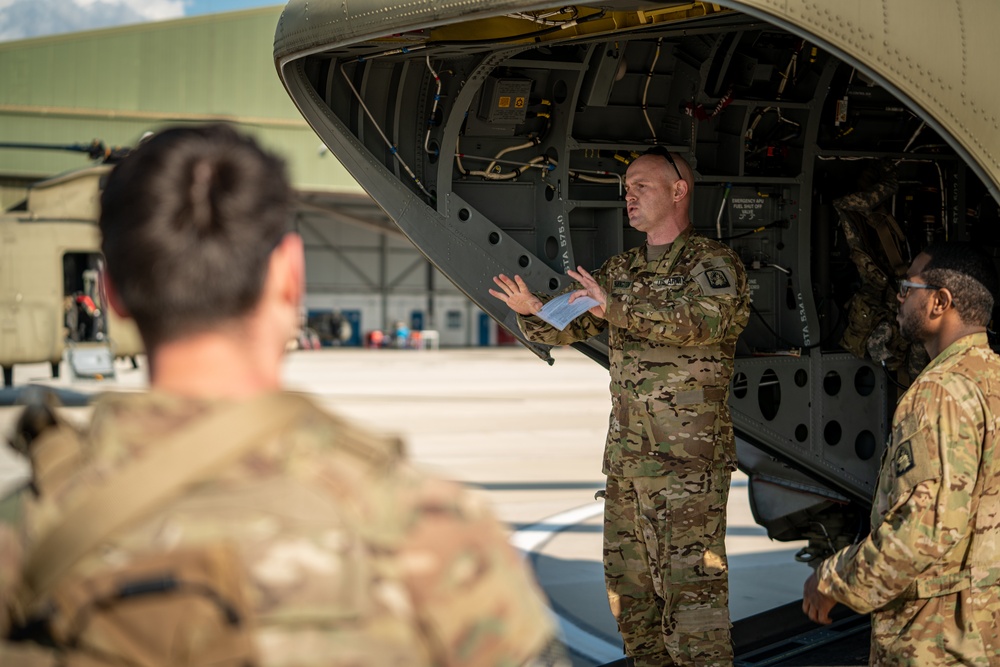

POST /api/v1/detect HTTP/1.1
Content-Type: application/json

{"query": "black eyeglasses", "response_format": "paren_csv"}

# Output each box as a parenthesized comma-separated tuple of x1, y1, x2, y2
(898, 279, 940, 298)
(642, 145, 684, 182)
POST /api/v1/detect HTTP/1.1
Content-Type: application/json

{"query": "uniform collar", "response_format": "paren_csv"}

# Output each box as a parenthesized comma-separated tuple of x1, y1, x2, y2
(636, 226, 693, 274)
(924, 332, 989, 372)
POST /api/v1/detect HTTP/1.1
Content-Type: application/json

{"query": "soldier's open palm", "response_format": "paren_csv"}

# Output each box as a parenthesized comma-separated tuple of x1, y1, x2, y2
(567, 266, 607, 318)
(490, 274, 543, 315)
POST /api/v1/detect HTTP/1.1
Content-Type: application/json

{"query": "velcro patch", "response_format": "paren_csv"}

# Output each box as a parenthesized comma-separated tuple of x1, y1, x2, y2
(705, 269, 731, 289)
(894, 441, 916, 476)
(693, 263, 738, 296)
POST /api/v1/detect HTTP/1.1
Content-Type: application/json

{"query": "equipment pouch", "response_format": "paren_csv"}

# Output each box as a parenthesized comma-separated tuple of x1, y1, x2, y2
(18, 542, 256, 667)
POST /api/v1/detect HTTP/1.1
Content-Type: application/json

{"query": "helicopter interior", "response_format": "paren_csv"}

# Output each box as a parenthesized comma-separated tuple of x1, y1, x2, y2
(275, 3, 1000, 563)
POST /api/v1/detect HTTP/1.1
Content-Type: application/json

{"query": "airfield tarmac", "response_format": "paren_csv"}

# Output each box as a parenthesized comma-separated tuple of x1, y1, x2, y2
(0, 346, 814, 666)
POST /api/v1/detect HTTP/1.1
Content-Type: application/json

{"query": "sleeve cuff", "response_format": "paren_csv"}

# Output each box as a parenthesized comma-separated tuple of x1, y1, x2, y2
(816, 546, 878, 614)
(604, 295, 628, 328)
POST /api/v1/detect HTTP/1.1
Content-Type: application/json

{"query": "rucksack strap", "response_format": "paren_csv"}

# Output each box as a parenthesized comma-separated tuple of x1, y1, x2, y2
(864, 213, 908, 276)
(16, 392, 314, 615)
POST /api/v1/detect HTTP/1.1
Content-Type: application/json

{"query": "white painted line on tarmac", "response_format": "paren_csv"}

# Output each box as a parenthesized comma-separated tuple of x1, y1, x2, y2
(511, 502, 625, 665)
(510, 502, 604, 552)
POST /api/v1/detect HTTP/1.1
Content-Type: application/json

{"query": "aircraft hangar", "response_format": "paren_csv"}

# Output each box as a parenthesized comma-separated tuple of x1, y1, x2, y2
(0, 6, 493, 348)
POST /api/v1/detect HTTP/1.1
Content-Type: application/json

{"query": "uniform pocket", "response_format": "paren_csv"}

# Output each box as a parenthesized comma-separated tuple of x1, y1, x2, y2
(642, 402, 720, 472)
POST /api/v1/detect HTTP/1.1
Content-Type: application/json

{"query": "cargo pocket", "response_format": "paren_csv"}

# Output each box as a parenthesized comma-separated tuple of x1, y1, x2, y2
(644, 400, 719, 473)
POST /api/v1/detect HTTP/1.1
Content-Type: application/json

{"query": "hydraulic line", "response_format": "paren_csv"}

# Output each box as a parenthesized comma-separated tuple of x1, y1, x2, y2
(506, 7, 578, 26)
(428, 8, 607, 48)
(339, 61, 433, 199)
(902, 121, 926, 153)
(484, 139, 540, 174)
(642, 38, 663, 143)
(934, 161, 948, 240)
(716, 182, 731, 239)
(423, 55, 443, 156)
(455, 139, 554, 180)
(570, 170, 625, 196)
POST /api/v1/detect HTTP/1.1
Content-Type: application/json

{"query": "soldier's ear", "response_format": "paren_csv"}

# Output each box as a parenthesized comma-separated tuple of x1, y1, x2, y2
(931, 287, 954, 315)
(673, 178, 689, 202)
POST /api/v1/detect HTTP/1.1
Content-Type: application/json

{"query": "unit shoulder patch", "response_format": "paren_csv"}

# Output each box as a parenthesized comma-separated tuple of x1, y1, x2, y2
(705, 269, 731, 289)
(894, 440, 916, 476)
(692, 261, 738, 297)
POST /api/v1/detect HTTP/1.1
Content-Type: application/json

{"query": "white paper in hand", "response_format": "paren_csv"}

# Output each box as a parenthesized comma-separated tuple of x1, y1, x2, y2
(535, 292, 600, 330)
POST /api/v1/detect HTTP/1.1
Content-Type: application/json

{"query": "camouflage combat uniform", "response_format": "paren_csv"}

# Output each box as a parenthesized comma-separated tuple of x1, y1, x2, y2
(518, 227, 750, 666)
(817, 333, 1000, 666)
(0, 391, 558, 666)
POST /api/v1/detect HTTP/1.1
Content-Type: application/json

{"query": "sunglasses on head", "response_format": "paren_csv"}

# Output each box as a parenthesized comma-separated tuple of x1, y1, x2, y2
(642, 146, 684, 182)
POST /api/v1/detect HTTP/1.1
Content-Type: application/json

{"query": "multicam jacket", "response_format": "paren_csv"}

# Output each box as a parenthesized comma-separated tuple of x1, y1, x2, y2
(817, 333, 1000, 666)
(0, 392, 556, 666)
(519, 227, 750, 476)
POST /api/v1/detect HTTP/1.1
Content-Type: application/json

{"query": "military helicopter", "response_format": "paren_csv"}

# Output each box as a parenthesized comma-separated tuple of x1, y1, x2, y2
(0, 141, 142, 388)
(272, 0, 1000, 660)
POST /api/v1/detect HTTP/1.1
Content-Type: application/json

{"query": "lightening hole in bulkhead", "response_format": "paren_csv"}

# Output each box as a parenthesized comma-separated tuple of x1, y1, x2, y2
(553, 79, 568, 104)
(518, 255, 530, 268)
(758, 369, 780, 421)
(855, 430, 876, 460)
(732, 372, 748, 399)
(458, 208, 471, 222)
(545, 236, 558, 260)
(794, 369, 808, 387)
(549, 278, 560, 290)
(824, 421, 842, 446)
(488, 232, 501, 245)
(823, 370, 841, 396)
(795, 424, 808, 442)
(855, 366, 876, 397)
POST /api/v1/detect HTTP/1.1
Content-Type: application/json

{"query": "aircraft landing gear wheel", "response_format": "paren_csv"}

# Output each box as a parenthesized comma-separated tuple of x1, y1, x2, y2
(51, 360, 60, 379)
(3, 366, 11, 388)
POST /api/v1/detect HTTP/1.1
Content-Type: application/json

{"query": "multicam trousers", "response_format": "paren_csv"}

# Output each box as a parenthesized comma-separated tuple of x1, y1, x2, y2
(603, 467, 733, 667)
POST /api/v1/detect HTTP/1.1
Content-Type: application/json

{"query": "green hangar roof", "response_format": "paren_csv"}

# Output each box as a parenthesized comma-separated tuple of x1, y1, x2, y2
(0, 6, 363, 195)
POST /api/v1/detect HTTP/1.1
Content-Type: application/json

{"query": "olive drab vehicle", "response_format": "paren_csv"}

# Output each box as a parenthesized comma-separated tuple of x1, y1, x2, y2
(273, 0, 1000, 660)
(1, 166, 142, 387)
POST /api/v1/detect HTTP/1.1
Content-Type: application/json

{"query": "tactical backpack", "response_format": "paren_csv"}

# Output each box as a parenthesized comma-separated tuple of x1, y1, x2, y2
(1, 393, 312, 667)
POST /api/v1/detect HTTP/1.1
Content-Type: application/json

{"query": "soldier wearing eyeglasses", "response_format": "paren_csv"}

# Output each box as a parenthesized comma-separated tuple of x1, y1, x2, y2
(491, 150, 750, 667)
(803, 242, 1000, 666)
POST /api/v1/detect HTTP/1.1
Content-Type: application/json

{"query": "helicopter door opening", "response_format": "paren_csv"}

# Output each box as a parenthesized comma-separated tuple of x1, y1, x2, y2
(62, 252, 114, 379)
(62, 252, 107, 344)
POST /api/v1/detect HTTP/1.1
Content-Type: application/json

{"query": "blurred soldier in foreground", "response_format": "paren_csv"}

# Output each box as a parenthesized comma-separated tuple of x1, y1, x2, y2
(491, 148, 750, 666)
(803, 242, 1000, 666)
(0, 124, 561, 666)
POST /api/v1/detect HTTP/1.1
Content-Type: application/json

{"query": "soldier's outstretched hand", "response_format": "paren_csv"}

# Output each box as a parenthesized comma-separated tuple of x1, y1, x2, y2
(490, 274, 543, 316)
(566, 266, 607, 318)
(802, 573, 836, 625)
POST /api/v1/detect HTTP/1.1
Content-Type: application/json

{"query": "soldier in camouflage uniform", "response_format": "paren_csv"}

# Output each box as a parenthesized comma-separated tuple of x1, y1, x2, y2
(804, 242, 1000, 666)
(0, 125, 562, 666)
(491, 149, 750, 666)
